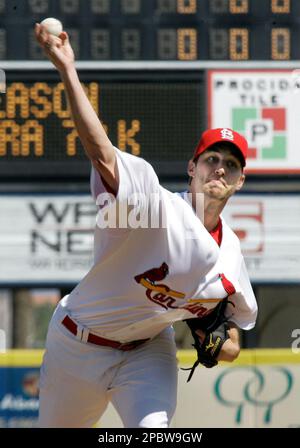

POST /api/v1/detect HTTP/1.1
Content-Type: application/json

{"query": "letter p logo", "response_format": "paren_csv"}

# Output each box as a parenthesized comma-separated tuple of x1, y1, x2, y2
(246, 119, 273, 148)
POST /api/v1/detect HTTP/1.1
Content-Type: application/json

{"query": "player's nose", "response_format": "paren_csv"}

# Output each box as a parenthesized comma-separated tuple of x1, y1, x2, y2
(215, 167, 225, 177)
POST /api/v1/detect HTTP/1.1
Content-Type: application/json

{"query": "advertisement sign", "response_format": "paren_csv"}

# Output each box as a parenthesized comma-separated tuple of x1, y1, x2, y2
(173, 361, 300, 428)
(0, 194, 299, 283)
(98, 350, 300, 428)
(0, 195, 96, 283)
(0, 367, 39, 428)
(223, 195, 300, 282)
(208, 70, 300, 173)
(0, 350, 299, 428)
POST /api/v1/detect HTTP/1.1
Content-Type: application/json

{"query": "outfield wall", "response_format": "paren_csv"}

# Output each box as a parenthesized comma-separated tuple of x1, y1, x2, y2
(0, 350, 299, 428)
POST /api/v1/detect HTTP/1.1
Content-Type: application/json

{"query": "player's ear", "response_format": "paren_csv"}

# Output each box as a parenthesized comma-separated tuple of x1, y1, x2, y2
(235, 173, 245, 191)
(187, 159, 196, 178)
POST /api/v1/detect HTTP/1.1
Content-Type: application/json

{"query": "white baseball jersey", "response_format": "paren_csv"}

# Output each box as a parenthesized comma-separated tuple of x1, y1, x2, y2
(177, 192, 257, 331)
(60, 148, 257, 342)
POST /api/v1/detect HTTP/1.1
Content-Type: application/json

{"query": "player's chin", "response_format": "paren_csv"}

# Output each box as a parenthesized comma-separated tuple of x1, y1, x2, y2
(205, 185, 226, 199)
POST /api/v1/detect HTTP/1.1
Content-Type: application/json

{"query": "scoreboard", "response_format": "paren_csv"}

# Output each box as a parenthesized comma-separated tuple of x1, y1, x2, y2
(0, 0, 299, 61)
(1, 0, 300, 178)
(0, 71, 205, 178)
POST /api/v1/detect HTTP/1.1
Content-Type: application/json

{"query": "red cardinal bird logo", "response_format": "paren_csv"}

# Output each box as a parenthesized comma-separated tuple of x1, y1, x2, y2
(134, 262, 185, 299)
(134, 262, 169, 285)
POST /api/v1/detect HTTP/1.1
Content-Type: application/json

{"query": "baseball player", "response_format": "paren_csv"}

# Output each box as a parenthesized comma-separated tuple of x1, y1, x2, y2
(35, 24, 257, 428)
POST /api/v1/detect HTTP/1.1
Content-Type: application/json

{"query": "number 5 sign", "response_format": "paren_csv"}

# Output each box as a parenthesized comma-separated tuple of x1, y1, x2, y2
(223, 201, 264, 254)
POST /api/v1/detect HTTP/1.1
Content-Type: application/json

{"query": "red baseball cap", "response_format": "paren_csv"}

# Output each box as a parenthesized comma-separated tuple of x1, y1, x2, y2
(193, 128, 248, 167)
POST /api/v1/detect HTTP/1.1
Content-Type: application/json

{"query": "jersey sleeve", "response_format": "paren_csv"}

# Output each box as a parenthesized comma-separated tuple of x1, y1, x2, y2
(226, 258, 258, 330)
(90, 147, 160, 230)
(90, 147, 159, 201)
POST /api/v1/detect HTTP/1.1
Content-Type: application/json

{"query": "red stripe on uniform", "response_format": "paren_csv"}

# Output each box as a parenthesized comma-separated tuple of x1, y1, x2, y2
(220, 273, 236, 296)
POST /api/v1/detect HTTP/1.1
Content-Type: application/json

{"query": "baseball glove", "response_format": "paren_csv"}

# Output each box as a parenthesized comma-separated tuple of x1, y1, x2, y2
(183, 297, 232, 382)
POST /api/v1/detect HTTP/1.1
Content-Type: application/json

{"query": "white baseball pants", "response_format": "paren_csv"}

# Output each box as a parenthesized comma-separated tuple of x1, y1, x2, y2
(38, 305, 178, 428)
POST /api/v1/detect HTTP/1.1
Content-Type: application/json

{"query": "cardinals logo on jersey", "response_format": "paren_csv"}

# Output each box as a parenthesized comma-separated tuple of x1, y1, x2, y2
(135, 264, 235, 317)
(134, 262, 185, 309)
(134, 262, 170, 287)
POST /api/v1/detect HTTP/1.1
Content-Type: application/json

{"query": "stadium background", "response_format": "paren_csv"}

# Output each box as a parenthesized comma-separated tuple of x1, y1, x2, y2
(0, 0, 300, 427)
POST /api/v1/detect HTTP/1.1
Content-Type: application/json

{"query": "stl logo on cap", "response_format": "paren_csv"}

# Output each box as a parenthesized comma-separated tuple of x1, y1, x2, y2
(220, 128, 234, 141)
(193, 127, 248, 166)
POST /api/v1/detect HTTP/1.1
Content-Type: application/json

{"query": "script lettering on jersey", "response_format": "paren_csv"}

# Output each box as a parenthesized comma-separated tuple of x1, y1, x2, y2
(146, 290, 179, 310)
(134, 262, 220, 317)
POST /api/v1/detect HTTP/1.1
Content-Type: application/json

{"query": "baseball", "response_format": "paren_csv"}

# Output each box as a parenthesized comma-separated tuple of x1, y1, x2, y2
(40, 18, 63, 37)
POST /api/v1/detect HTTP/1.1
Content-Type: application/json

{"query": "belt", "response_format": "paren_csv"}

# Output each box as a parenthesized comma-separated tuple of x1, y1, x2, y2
(61, 315, 150, 351)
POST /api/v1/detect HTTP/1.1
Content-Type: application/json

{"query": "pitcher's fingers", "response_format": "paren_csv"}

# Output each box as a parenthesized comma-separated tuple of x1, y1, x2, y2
(35, 23, 49, 45)
(60, 31, 68, 42)
(34, 23, 42, 41)
(38, 23, 54, 45)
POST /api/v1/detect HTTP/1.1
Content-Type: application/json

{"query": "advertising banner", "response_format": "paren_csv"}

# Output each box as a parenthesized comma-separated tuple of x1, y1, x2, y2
(0, 350, 299, 428)
(0, 194, 299, 283)
(223, 195, 300, 282)
(208, 70, 300, 174)
(98, 350, 300, 428)
(174, 357, 300, 428)
(0, 368, 39, 428)
(0, 195, 96, 283)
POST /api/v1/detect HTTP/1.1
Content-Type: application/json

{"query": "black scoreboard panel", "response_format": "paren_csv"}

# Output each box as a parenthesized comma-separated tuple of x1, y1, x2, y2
(0, 71, 205, 178)
(0, 0, 300, 60)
